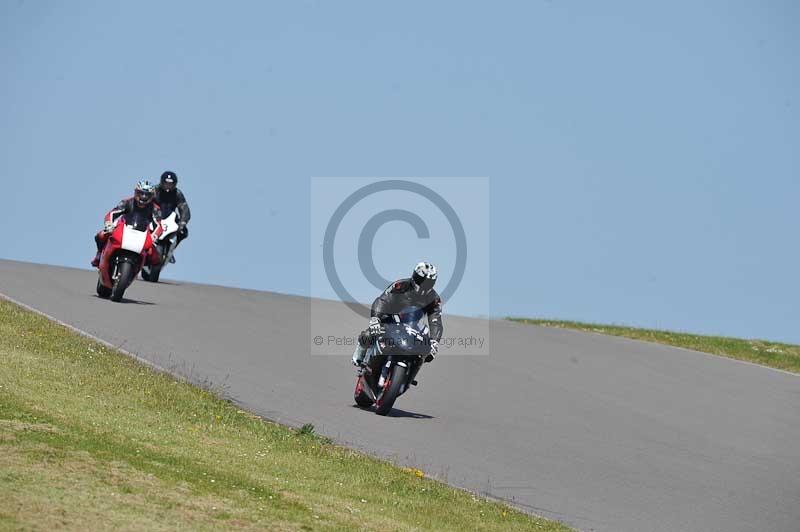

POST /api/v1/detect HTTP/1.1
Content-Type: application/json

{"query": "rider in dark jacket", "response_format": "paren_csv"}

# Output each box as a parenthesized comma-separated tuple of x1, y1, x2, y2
(352, 262, 442, 366)
(91, 180, 162, 268)
(153, 171, 191, 247)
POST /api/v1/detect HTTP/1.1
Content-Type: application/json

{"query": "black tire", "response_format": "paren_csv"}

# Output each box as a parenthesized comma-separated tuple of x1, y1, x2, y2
(374, 364, 407, 416)
(142, 243, 164, 282)
(110, 261, 135, 302)
(354, 375, 374, 407)
(142, 263, 161, 283)
(96, 277, 111, 299)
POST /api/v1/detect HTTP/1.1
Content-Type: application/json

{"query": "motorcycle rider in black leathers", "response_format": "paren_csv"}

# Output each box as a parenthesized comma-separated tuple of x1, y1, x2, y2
(153, 171, 191, 260)
(352, 262, 442, 368)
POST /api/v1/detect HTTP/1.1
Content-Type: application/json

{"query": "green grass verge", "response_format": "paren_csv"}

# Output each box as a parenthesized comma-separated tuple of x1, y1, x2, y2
(0, 299, 570, 532)
(508, 318, 800, 374)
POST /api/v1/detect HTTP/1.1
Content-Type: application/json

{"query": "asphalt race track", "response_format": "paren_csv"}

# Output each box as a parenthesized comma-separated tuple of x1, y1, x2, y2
(1, 259, 798, 532)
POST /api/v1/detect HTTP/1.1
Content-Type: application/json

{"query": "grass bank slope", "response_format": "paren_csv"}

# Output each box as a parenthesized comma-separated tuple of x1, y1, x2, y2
(0, 299, 569, 531)
(509, 318, 799, 374)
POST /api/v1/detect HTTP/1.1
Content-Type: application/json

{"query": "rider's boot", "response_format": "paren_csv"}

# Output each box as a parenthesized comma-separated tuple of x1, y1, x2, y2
(171, 228, 186, 264)
(91, 234, 104, 268)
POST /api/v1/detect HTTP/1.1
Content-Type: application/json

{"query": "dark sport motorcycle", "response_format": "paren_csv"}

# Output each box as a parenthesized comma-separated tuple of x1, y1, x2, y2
(354, 323, 431, 415)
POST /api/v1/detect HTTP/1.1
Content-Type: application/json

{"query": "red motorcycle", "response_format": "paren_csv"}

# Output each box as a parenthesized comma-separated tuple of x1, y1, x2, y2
(96, 211, 157, 302)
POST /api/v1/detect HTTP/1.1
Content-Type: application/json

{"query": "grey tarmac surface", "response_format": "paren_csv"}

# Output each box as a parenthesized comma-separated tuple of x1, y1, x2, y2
(1, 259, 798, 532)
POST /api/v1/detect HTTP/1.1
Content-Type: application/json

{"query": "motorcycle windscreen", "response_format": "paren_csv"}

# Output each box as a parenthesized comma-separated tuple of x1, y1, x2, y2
(123, 210, 152, 231)
(120, 225, 148, 253)
(396, 306, 426, 328)
(379, 325, 431, 356)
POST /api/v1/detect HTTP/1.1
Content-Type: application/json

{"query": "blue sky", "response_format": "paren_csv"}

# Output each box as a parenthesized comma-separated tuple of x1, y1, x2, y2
(2, 1, 798, 342)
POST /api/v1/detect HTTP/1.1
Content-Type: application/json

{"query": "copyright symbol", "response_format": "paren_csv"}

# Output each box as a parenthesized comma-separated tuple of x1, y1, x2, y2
(322, 179, 467, 319)
(313, 336, 324, 346)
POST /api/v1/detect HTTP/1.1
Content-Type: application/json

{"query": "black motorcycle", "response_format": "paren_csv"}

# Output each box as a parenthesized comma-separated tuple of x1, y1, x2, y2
(353, 323, 430, 415)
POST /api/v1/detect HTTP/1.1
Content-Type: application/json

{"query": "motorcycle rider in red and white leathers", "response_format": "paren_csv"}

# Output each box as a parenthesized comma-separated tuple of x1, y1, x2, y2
(352, 262, 443, 367)
(91, 180, 163, 268)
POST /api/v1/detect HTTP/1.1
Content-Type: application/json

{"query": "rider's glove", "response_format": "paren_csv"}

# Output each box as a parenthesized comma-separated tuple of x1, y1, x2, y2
(103, 220, 114, 233)
(368, 316, 383, 337)
(425, 339, 438, 363)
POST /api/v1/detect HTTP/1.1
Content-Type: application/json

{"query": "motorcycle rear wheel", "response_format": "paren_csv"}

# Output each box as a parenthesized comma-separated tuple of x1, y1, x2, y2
(96, 277, 111, 299)
(354, 375, 374, 407)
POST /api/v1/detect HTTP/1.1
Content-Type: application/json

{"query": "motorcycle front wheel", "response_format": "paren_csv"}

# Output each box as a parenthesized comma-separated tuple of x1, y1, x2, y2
(141, 244, 165, 282)
(374, 364, 407, 416)
(111, 261, 135, 302)
(141, 263, 161, 283)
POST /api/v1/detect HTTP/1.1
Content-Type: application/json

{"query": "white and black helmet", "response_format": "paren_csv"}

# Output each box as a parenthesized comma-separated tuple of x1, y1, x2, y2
(134, 180, 156, 207)
(411, 262, 437, 294)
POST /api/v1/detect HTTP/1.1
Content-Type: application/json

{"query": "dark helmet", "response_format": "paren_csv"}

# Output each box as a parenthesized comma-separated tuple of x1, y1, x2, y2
(134, 180, 156, 207)
(160, 171, 178, 191)
(411, 262, 437, 295)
